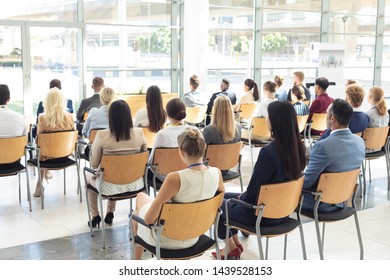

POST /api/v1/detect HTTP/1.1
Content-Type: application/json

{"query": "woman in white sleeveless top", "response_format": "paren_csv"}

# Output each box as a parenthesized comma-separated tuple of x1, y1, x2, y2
(132, 127, 225, 259)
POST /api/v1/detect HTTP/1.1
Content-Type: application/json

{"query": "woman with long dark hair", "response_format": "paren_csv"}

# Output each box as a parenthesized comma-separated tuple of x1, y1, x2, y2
(86, 100, 147, 228)
(134, 85, 166, 133)
(213, 100, 306, 260)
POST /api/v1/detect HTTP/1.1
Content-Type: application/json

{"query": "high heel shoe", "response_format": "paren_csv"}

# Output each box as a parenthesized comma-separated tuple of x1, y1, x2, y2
(212, 247, 242, 260)
(104, 212, 114, 225)
(88, 215, 102, 229)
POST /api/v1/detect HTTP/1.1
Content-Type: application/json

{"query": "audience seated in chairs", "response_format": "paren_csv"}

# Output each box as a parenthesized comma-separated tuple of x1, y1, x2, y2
(85, 100, 147, 228)
(302, 99, 365, 212)
(148, 98, 188, 184)
(365, 86, 389, 153)
(76, 77, 104, 133)
(33, 87, 75, 197)
(214, 100, 306, 260)
(321, 84, 370, 139)
(134, 85, 167, 132)
(132, 128, 225, 260)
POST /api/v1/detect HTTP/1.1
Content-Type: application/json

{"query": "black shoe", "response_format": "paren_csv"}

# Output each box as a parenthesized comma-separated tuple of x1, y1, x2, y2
(104, 212, 114, 225)
(88, 215, 101, 229)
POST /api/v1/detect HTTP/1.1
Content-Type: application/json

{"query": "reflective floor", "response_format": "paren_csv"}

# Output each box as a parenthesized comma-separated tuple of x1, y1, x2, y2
(0, 146, 389, 260)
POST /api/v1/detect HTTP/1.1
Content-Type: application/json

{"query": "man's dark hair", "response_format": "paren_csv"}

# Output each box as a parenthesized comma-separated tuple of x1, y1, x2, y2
(315, 77, 330, 91)
(0, 84, 10, 105)
(49, 79, 62, 90)
(329, 98, 353, 127)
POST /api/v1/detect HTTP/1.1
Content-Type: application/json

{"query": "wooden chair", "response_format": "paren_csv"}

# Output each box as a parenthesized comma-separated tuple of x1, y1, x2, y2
(83, 112, 89, 122)
(237, 103, 257, 124)
(361, 126, 390, 194)
(307, 113, 327, 150)
(225, 176, 306, 260)
(297, 115, 309, 134)
(0, 136, 32, 211)
(84, 151, 149, 249)
(27, 130, 81, 209)
(142, 127, 157, 150)
(130, 192, 223, 260)
(204, 142, 244, 192)
(185, 106, 207, 126)
(148, 148, 187, 197)
(241, 117, 272, 170)
(301, 169, 363, 260)
(78, 128, 104, 166)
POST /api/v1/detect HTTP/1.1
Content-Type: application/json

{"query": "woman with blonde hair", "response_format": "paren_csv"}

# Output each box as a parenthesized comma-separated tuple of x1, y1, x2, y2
(34, 87, 75, 197)
(203, 95, 241, 145)
(132, 127, 224, 259)
(82, 87, 116, 137)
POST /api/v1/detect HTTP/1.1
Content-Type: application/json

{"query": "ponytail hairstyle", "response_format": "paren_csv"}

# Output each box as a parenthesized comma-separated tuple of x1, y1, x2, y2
(244, 78, 259, 101)
(177, 127, 206, 158)
(369, 86, 388, 116)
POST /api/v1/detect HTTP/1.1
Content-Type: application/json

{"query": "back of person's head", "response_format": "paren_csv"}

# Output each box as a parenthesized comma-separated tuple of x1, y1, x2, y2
(92, 77, 104, 91)
(345, 79, 357, 86)
(291, 85, 304, 101)
(369, 86, 387, 116)
(99, 87, 116, 105)
(177, 127, 206, 158)
(294, 71, 305, 82)
(244, 78, 259, 101)
(263, 80, 277, 94)
(166, 98, 186, 121)
(49, 79, 62, 90)
(274, 75, 284, 87)
(0, 84, 10, 105)
(146, 85, 166, 132)
(43, 87, 66, 128)
(345, 84, 365, 108)
(267, 101, 306, 180)
(222, 78, 230, 88)
(189, 75, 200, 90)
(108, 100, 132, 142)
(315, 77, 330, 91)
(212, 95, 235, 143)
(329, 98, 353, 127)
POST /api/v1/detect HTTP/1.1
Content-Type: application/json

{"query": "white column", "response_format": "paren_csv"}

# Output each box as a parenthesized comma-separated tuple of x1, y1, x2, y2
(183, 0, 209, 96)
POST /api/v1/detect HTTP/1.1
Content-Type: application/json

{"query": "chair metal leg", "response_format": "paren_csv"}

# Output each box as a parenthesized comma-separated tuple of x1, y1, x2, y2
(362, 161, 367, 196)
(299, 224, 307, 260)
(25, 158, 32, 212)
(265, 237, 269, 260)
(283, 235, 287, 260)
(256, 233, 264, 260)
(98, 193, 106, 249)
(64, 169, 66, 195)
(368, 160, 371, 183)
(76, 160, 82, 202)
(37, 162, 44, 210)
(18, 173, 21, 203)
(353, 212, 364, 260)
(314, 220, 324, 260)
(321, 223, 326, 250)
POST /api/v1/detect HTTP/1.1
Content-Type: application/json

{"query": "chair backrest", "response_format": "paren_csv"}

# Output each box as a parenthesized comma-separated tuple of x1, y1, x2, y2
(185, 106, 207, 124)
(205, 142, 243, 170)
(89, 128, 103, 143)
(153, 148, 187, 175)
(297, 115, 309, 133)
(362, 126, 390, 150)
(310, 113, 327, 131)
(256, 176, 304, 218)
(0, 136, 28, 164)
(142, 127, 157, 149)
(38, 130, 78, 158)
(238, 103, 257, 120)
(83, 112, 89, 122)
(316, 169, 360, 204)
(250, 117, 271, 139)
(303, 100, 310, 106)
(100, 151, 149, 184)
(158, 192, 223, 240)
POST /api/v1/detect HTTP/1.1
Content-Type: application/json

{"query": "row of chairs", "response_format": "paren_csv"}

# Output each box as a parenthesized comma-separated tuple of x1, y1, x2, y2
(130, 168, 363, 260)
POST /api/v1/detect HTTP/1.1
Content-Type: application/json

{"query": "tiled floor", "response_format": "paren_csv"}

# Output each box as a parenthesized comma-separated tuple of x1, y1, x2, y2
(0, 146, 389, 260)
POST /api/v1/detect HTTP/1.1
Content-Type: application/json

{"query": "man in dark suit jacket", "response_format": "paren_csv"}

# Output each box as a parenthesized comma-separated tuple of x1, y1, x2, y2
(205, 78, 237, 125)
(76, 77, 104, 132)
(302, 99, 365, 212)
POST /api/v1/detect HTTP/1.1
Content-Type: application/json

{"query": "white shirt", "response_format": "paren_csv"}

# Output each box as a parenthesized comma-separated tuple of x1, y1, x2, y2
(82, 105, 109, 137)
(134, 108, 149, 127)
(0, 105, 27, 138)
(252, 98, 277, 118)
